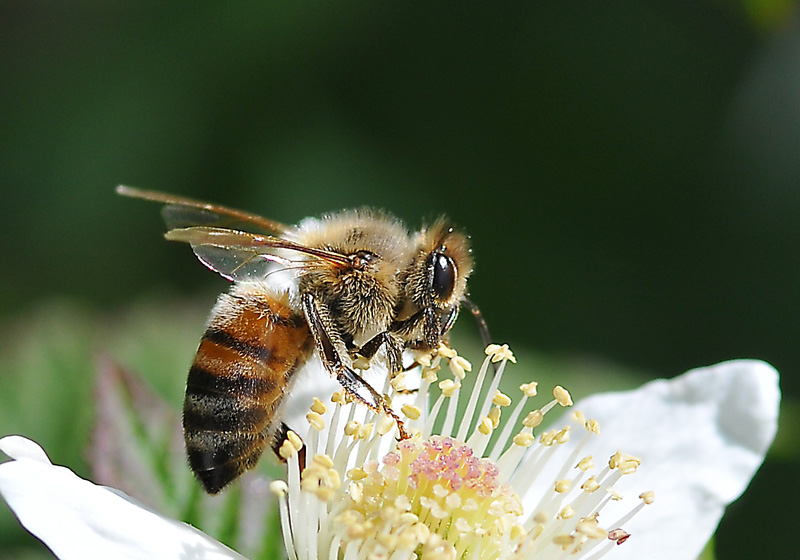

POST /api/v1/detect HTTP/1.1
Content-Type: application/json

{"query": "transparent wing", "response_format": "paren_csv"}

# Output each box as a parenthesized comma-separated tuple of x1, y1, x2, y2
(165, 227, 351, 282)
(117, 185, 292, 235)
(191, 244, 285, 282)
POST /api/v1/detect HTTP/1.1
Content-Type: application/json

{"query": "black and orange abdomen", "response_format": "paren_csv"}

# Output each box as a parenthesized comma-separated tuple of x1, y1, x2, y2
(183, 287, 312, 493)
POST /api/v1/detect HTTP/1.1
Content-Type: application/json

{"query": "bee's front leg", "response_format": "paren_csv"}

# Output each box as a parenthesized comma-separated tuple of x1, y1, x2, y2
(301, 293, 409, 439)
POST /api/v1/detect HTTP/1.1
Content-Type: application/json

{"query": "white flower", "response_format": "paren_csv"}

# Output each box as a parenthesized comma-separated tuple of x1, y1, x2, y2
(0, 435, 245, 560)
(0, 352, 779, 560)
(273, 348, 779, 560)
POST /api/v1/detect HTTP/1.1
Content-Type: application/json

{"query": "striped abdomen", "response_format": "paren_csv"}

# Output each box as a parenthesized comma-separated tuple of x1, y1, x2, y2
(183, 287, 312, 494)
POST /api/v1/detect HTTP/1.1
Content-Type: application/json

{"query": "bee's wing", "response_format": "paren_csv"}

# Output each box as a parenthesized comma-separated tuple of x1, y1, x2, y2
(165, 226, 351, 282)
(117, 185, 292, 235)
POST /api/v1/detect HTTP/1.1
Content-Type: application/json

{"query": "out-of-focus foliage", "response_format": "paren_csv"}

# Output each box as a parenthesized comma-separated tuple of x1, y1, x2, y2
(2, 1, 799, 558)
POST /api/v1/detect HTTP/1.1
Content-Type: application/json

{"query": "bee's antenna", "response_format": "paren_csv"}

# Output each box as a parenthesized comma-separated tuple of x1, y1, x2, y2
(460, 297, 499, 374)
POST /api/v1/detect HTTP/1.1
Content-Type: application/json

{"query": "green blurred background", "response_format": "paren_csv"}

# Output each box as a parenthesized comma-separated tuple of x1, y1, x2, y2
(1, 1, 798, 558)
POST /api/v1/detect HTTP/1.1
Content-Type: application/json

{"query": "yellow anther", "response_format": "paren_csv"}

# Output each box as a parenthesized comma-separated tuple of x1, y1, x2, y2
(422, 367, 439, 383)
(449, 356, 471, 379)
(352, 355, 371, 370)
(609, 451, 641, 474)
(558, 505, 574, 519)
(553, 534, 575, 547)
(344, 420, 360, 437)
(576, 456, 594, 471)
(438, 344, 457, 359)
(511, 524, 527, 540)
(554, 479, 572, 493)
(438, 378, 459, 397)
(356, 423, 373, 440)
(391, 374, 408, 392)
(539, 429, 556, 446)
(348, 481, 363, 503)
(269, 480, 288, 496)
(306, 411, 325, 431)
(581, 476, 600, 493)
(346, 522, 366, 539)
(485, 343, 517, 363)
(310, 397, 327, 415)
(492, 390, 512, 407)
(278, 440, 295, 459)
(577, 518, 608, 539)
(478, 416, 494, 435)
(555, 426, 571, 444)
(520, 381, 538, 397)
(523, 409, 543, 428)
(553, 386, 573, 407)
(312, 453, 334, 468)
(287, 430, 303, 451)
(402, 404, 422, 420)
(377, 416, 395, 435)
(415, 351, 433, 367)
(347, 467, 368, 481)
(488, 406, 501, 428)
(585, 418, 600, 435)
(331, 390, 346, 405)
(640, 490, 655, 505)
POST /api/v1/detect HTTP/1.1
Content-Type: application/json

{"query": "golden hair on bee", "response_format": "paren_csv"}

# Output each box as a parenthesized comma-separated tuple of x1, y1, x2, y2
(117, 186, 490, 493)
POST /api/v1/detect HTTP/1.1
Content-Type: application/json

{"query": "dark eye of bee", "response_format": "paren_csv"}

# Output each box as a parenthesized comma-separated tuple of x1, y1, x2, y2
(430, 252, 456, 304)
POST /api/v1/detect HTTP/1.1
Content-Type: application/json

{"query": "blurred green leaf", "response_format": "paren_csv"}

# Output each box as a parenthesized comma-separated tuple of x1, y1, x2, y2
(89, 357, 281, 559)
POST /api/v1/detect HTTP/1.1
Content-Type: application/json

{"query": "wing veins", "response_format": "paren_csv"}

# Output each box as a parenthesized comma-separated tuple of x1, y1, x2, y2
(165, 226, 352, 266)
(116, 185, 292, 235)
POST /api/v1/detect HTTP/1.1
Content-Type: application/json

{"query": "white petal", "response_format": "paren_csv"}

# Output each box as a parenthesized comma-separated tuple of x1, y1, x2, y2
(0, 435, 52, 464)
(0, 436, 246, 560)
(563, 360, 780, 560)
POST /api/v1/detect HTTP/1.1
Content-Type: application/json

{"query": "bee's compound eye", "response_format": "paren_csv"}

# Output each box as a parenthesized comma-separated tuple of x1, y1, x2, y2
(430, 252, 456, 304)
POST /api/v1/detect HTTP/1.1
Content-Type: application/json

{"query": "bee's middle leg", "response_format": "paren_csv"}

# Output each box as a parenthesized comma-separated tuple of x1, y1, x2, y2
(356, 332, 404, 376)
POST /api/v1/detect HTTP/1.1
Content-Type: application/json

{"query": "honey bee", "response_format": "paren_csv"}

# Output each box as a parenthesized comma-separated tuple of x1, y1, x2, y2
(118, 186, 489, 494)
